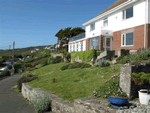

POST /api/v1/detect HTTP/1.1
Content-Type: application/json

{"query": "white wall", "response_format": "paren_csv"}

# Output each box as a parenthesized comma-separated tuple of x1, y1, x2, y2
(148, 0, 150, 23)
(85, 0, 146, 39)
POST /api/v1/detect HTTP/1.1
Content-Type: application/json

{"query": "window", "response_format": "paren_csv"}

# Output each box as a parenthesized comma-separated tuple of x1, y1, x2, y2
(89, 36, 99, 50)
(122, 32, 133, 46)
(73, 44, 75, 51)
(81, 42, 83, 51)
(90, 23, 95, 31)
(70, 45, 72, 52)
(103, 17, 108, 27)
(76, 44, 78, 51)
(123, 6, 133, 19)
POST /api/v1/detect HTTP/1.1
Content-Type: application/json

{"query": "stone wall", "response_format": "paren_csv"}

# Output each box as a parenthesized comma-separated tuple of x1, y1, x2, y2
(22, 83, 116, 113)
(120, 64, 132, 98)
(120, 62, 150, 99)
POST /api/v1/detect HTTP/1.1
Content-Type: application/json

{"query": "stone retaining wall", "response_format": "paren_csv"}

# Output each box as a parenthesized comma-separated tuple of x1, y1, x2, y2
(120, 62, 150, 99)
(22, 83, 116, 113)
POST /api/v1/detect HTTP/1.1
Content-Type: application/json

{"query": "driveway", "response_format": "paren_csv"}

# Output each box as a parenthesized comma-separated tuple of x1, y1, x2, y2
(0, 75, 35, 113)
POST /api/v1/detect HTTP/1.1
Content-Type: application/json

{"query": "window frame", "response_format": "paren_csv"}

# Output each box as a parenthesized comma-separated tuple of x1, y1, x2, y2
(90, 23, 95, 31)
(103, 17, 108, 27)
(123, 6, 133, 20)
(121, 32, 134, 47)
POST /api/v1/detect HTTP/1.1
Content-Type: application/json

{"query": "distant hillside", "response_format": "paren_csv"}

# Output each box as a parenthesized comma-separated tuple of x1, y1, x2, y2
(0, 45, 52, 56)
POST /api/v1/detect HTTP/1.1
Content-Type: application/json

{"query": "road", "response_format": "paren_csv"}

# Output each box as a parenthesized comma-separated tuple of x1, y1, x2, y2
(0, 75, 35, 113)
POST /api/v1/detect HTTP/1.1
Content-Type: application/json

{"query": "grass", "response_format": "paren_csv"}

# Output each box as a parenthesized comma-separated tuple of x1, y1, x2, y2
(24, 97, 31, 103)
(27, 62, 121, 102)
(11, 85, 20, 93)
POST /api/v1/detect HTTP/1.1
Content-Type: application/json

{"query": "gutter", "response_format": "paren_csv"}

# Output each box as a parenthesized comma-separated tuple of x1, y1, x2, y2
(83, 0, 138, 26)
(144, 0, 148, 48)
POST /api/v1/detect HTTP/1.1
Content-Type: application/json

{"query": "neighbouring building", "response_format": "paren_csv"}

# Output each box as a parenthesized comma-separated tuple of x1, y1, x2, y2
(69, 0, 150, 55)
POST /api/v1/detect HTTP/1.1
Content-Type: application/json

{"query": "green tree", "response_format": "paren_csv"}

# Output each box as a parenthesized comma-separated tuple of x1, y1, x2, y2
(55, 27, 85, 52)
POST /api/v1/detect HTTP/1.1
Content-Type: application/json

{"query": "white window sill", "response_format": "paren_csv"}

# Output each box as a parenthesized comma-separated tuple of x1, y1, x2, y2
(122, 16, 133, 21)
(121, 45, 133, 47)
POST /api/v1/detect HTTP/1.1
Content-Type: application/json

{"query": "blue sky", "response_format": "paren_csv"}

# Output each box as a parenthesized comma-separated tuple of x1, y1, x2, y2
(0, 0, 116, 49)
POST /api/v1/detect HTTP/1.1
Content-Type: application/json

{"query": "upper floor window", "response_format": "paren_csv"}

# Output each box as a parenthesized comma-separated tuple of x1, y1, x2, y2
(90, 23, 95, 31)
(122, 32, 133, 46)
(123, 6, 133, 19)
(103, 17, 108, 27)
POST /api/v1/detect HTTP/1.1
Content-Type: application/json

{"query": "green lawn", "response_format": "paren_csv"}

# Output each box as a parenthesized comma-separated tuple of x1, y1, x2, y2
(28, 63, 121, 102)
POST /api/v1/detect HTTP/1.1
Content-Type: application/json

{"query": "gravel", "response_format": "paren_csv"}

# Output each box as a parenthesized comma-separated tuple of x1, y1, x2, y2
(117, 103, 150, 113)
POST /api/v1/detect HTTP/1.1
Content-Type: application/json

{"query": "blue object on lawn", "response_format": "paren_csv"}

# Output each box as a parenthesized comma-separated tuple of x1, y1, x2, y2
(111, 103, 128, 110)
(108, 96, 129, 105)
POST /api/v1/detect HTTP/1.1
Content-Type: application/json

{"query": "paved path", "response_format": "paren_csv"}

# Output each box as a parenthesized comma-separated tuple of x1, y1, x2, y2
(0, 75, 35, 113)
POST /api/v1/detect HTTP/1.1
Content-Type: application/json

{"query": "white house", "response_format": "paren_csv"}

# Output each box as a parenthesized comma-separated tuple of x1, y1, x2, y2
(69, 0, 150, 55)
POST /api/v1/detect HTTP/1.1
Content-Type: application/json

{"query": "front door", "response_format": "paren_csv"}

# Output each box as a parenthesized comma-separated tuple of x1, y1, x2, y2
(103, 37, 112, 51)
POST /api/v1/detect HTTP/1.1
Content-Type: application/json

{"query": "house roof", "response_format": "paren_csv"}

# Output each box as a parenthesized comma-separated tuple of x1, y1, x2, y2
(95, 0, 128, 18)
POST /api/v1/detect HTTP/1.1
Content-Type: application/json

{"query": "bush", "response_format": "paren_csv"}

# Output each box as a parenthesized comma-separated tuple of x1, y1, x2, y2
(67, 64, 74, 69)
(17, 76, 37, 91)
(22, 72, 36, 77)
(71, 49, 100, 63)
(96, 74, 127, 98)
(97, 59, 110, 67)
(32, 93, 51, 113)
(61, 62, 91, 71)
(48, 56, 63, 64)
(13, 62, 22, 73)
(116, 55, 124, 63)
(1, 69, 10, 76)
(40, 58, 48, 66)
(25, 63, 33, 68)
(61, 64, 70, 70)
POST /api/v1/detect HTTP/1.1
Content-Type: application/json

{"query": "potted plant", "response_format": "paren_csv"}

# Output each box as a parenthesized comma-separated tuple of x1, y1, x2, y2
(131, 72, 150, 105)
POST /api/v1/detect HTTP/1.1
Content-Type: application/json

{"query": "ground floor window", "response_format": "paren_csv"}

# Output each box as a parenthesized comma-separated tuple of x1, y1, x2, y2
(122, 32, 133, 46)
(76, 44, 78, 51)
(89, 36, 99, 50)
(81, 42, 83, 51)
(73, 44, 75, 51)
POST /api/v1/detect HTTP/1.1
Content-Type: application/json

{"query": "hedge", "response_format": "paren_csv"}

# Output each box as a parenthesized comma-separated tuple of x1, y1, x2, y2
(71, 49, 100, 62)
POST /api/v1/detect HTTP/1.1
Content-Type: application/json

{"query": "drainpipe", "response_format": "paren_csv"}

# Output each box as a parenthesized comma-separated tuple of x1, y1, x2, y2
(144, 0, 148, 48)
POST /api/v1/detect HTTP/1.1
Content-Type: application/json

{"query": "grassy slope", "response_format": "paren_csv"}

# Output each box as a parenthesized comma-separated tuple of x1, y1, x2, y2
(0, 45, 52, 56)
(28, 63, 121, 102)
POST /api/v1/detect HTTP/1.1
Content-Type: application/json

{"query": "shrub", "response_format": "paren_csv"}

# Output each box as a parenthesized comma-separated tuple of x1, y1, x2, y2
(32, 93, 51, 113)
(67, 64, 74, 69)
(22, 72, 36, 77)
(97, 59, 110, 67)
(1, 69, 10, 76)
(81, 63, 91, 68)
(48, 56, 63, 64)
(61, 62, 91, 71)
(61, 64, 70, 70)
(25, 63, 33, 68)
(0, 57, 5, 63)
(17, 76, 37, 91)
(13, 62, 22, 73)
(40, 58, 48, 66)
(96, 74, 127, 98)
(71, 49, 100, 63)
(116, 55, 124, 63)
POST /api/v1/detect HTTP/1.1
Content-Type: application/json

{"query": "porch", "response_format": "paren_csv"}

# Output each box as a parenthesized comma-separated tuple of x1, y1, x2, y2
(89, 30, 113, 51)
